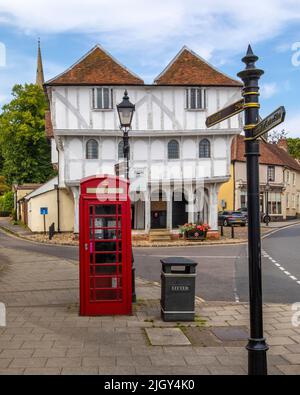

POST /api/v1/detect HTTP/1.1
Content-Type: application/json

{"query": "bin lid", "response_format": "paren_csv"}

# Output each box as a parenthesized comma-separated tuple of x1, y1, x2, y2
(160, 257, 198, 267)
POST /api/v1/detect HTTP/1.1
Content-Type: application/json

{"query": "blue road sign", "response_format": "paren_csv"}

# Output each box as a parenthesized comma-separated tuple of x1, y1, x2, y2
(40, 207, 48, 215)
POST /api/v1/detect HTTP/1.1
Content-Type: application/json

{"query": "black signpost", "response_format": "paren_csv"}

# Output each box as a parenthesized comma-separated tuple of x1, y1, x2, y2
(206, 45, 286, 376)
(237, 45, 269, 376)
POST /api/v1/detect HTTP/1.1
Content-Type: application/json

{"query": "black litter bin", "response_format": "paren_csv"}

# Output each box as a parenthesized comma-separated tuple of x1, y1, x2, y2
(160, 257, 198, 322)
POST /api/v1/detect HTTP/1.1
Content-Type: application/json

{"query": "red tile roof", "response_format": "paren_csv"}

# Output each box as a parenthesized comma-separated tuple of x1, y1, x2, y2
(155, 47, 243, 87)
(232, 135, 300, 172)
(45, 45, 144, 86)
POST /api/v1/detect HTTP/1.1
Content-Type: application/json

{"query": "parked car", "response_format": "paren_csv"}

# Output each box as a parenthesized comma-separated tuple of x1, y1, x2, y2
(218, 211, 247, 227)
(236, 208, 271, 224)
(236, 208, 248, 220)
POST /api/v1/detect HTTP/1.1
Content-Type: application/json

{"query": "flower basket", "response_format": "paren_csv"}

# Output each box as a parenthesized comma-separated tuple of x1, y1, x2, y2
(185, 229, 207, 240)
(179, 223, 210, 241)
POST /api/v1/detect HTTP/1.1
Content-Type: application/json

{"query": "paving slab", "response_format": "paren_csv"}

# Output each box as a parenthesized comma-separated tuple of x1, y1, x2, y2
(145, 328, 191, 346)
(212, 326, 248, 341)
(0, 241, 300, 375)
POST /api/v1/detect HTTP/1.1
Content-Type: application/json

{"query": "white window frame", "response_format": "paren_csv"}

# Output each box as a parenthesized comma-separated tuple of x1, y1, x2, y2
(267, 166, 275, 182)
(186, 88, 207, 110)
(92, 87, 113, 110)
(286, 170, 290, 185)
(292, 194, 296, 209)
(268, 192, 282, 215)
(293, 172, 296, 186)
(286, 193, 289, 208)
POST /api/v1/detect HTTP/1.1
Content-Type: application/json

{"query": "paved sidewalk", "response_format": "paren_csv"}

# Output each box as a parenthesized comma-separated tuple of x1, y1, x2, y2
(0, 244, 299, 375)
(261, 219, 300, 229)
(0, 218, 32, 237)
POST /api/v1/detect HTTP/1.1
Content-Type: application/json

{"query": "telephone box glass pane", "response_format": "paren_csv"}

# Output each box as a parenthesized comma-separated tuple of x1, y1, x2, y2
(95, 290, 121, 301)
(95, 241, 122, 252)
(94, 265, 122, 275)
(94, 253, 122, 264)
(90, 217, 121, 229)
(95, 205, 116, 215)
(88, 203, 123, 303)
(91, 277, 122, 289)
(93, 229, 121, 240)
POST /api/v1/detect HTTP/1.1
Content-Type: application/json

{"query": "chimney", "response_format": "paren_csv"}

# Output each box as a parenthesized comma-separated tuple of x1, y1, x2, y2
(277, 138, 288, 152)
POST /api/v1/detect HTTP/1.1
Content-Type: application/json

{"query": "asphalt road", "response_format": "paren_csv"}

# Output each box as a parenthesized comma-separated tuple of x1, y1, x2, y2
(0, 224, 299, 303)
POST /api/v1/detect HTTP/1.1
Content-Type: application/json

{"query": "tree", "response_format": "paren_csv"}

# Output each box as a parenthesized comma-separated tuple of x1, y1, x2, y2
(268, 129, 287, 144)
(287, 138, 300, 160)
(0, 176, 9, 196)
(0, 191, 14, 213)
(0, 84, 55, 185)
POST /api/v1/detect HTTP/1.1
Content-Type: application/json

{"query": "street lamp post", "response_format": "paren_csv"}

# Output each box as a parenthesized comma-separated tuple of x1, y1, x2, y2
(117, 90, 136, 303)
(237, 45, 269, 375)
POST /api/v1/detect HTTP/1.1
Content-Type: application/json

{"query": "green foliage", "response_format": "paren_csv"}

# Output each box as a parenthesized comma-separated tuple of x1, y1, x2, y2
(0, 175, 9, 195)
(0, 84, 55, 185)
(0, 191, 14, 213)
(287, 138, 300, 160)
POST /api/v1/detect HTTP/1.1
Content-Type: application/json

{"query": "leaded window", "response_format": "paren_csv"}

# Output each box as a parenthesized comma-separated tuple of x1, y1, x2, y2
(93, 88, 113, 109)
(186, 88, 207, 110)
(86, 139, 99, 159)
(199, 139, 211, 158)
(168, 140, 179, 159)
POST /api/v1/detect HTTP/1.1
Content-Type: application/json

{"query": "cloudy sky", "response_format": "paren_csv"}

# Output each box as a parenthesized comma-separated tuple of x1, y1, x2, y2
(0, 0, 300, 136)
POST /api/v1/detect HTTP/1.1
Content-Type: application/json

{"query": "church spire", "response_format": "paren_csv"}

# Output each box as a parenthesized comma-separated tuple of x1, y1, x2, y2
(36, 38, 45, 87)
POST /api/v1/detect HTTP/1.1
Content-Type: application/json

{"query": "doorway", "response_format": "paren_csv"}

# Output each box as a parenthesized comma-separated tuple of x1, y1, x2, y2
(151, 190, 167, 229)
(172, 192, 188, 228)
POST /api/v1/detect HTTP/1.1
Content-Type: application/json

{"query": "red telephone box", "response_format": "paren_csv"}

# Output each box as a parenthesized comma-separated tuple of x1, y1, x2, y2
(79, 175, 132, 316)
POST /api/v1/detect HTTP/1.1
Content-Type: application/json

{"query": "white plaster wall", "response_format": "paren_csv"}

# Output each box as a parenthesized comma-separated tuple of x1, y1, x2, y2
(69, 138, 83, 160)
(214, 137, 227, 158)
(151, 140, 164, 160)
(182, 139, 196, 159)
(133, 139, 148, 161)
(214, 160, 227, 177)
(51, 139, 58, 164)
(53, 85, 242, 133)
(101, 139, 116, 160)
(53, 84, 242, 186)
(69, 162, 82, 180)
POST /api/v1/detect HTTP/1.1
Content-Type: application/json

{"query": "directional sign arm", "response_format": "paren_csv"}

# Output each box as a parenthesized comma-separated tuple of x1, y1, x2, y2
(206, 99, 244, 128)
(246, 106, 286, 141)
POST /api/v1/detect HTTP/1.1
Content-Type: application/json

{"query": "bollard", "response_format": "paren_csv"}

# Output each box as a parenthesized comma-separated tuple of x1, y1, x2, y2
(231, 226, 235, 239)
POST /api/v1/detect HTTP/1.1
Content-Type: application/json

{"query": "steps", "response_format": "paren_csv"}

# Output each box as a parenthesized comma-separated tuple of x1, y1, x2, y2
(149, 229, 172, 242)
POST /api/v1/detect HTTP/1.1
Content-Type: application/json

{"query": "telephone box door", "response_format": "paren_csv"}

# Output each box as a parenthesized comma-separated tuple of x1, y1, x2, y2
(79, 177, 132, 316)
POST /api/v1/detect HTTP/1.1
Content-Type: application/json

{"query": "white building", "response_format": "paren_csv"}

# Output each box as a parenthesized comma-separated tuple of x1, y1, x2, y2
(45, 45, 243, 238)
